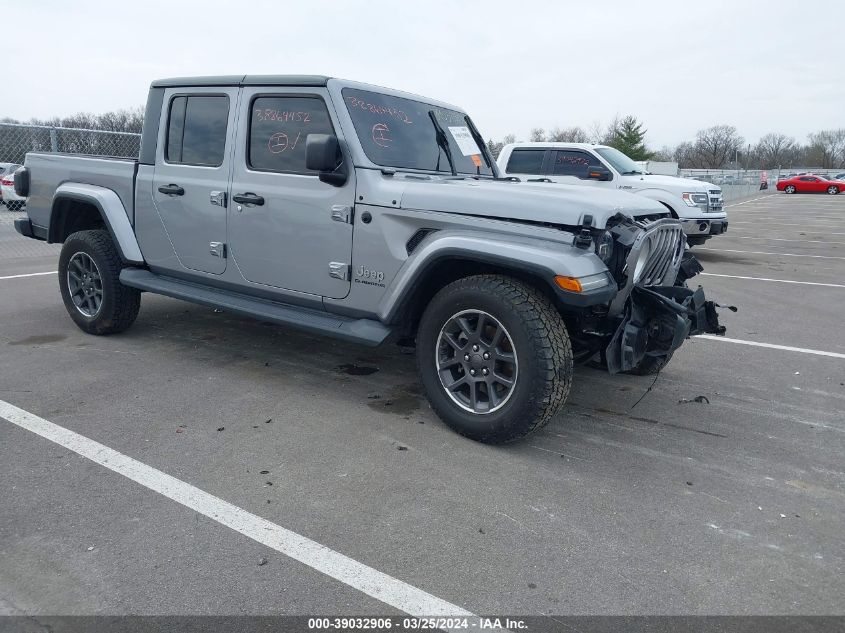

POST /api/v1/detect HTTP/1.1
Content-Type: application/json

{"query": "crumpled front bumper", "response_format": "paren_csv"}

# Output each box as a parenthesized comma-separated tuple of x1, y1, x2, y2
(605, 265, 726, 374)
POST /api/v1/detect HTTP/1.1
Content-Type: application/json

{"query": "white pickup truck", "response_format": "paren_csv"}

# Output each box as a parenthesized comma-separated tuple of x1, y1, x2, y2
(497, 143, 727, 246)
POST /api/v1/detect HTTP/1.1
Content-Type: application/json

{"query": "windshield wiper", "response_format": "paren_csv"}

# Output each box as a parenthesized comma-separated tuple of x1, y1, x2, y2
(428, 110, 457, 176)
(622, 170, 644, 175)
(463, 115, 497, 178)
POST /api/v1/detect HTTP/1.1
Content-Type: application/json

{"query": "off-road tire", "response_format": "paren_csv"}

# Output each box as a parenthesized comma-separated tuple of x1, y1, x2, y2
(416, 274, 572, 443)
(58, 230, 141, 335)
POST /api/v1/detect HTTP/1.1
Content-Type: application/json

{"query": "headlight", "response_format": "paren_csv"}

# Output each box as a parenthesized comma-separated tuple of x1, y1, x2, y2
(682, 192, 709, 206)
(595, 230, 614, 263)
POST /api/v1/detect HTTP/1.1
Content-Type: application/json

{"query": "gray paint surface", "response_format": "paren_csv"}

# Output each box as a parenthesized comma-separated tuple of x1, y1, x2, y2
(16, 76, 678, 341)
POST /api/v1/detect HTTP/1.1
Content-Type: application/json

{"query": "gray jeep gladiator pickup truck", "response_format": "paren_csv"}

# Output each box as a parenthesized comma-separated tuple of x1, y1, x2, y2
(13, 75, 724, 443)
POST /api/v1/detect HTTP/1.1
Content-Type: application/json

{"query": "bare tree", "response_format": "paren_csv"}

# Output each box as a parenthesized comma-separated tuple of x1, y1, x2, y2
(529, 128, 546, 142)
(548, 126, 589, 142)
(755, 133, 796, 169)
(485, 133, 517, 159)
(587, 120, 606, 144)
(805, 129, 845, 168)
(651, 145, 675, 162)
(692, 125, 744, 169)
(673, 141, 695, 168)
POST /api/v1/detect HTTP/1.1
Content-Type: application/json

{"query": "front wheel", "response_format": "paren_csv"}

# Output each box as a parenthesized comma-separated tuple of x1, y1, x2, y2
(784, 185, 796, 194)
(58, 230, 141, 335)
(827, 185, 840, 195)
(416, 275, 572, 443)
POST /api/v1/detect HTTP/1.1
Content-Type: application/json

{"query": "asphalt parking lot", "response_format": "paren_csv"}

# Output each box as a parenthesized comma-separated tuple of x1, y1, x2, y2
(1, 192, 843, 618)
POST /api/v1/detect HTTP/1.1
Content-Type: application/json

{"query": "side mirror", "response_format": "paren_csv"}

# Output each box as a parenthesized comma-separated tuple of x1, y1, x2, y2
(586, 167, 612, 181)
(305, 134, 347, 187)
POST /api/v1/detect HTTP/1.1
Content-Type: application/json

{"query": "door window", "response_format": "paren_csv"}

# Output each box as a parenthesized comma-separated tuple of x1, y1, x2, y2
(551, 150, 601, 178)
(505, 149, 546, 174)
(248, 96, 335, 174)
(165, 95, 230, 167)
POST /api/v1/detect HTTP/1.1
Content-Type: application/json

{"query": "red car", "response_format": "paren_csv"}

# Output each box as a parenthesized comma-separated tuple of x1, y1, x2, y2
(777, 174, 844, 194)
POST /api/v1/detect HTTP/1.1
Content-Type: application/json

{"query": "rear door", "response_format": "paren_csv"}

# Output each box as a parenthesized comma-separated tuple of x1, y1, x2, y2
(502, 148, 548, 180)
(152, 88, 239, 274)
(227, 87, 355, 299)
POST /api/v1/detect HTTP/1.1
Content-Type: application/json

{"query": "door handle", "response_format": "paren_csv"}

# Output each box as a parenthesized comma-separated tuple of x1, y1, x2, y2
(158, 184, 185, 196)
(232, 192, 265, 206)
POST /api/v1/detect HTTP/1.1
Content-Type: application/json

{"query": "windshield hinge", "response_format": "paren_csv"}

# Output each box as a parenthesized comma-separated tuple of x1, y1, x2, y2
(574, 214, 594, 250)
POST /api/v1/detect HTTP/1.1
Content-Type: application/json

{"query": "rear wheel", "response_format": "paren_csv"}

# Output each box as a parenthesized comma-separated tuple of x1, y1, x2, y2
(416, 275, 572, 443)
(784, 185, 796, 194)
(58, 230, 141, 335)
(827, 185, 840, 195)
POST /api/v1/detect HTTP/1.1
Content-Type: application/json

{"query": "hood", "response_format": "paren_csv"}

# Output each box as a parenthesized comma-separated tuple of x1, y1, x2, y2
(630, 174, 718, 191)
(399, 178, 667, 228)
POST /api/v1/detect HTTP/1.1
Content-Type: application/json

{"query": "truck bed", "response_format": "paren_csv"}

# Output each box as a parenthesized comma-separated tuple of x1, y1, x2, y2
(23, 153, 138, 233)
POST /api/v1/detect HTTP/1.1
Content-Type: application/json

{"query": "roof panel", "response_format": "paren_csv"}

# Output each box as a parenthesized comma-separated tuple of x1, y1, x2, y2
(151, 75, 330, 88)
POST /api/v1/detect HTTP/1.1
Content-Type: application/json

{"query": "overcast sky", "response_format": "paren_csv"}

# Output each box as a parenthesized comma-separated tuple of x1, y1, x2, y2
(5, 0, 843, 148)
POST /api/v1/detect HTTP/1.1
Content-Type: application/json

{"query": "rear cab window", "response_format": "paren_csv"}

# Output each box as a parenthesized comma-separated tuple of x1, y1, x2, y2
(165, 95, 230, 167)
(247, 96, 336, 174)
(505, 149, 546, 174)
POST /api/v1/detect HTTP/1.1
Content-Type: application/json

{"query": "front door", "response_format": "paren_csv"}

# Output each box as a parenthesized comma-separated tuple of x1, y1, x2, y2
(228, 88, 354, 299)
(547, 149, 610, 189)
(152, 87, 239, 274)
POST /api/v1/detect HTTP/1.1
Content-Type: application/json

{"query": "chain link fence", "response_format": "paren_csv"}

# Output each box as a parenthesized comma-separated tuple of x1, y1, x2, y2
(0, 122, 140, 166)
(680, 169, 777, 202)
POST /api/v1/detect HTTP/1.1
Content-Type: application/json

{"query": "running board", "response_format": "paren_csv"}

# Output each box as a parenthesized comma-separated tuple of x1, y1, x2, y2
(119, 268, 392, 347)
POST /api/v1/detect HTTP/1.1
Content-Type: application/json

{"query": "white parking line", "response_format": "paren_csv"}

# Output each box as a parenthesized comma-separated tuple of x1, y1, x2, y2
(726, 227, 845, 236)
(724, 195, 777, 208)
(0, 400, 473, 619)
(699, 248, 845, 260)
(697, 335, 845, 359)
(730, 221, 845, 228)
(700, 273, 845, 288)
(0, 271, 57, 281)
(730, 236, 845, 245)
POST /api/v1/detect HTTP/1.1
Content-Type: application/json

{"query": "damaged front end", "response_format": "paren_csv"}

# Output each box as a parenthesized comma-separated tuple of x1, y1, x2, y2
(598, 215, 727, 374)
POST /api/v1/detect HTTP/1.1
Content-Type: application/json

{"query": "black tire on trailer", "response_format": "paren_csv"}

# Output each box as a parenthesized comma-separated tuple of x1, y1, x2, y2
(58, 229, 141, 335)
(416, 274, 572, 444)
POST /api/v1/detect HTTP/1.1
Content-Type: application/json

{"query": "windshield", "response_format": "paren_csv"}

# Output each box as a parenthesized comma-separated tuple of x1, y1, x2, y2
(594, 147, 643, 175)
(342, 88, 494, 176)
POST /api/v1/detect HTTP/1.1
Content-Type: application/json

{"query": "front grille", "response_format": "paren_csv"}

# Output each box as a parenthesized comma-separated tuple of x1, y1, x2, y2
(708, 190, 723, 212)
(634, 223, 685, 286)
(608, 218, 686, 316)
